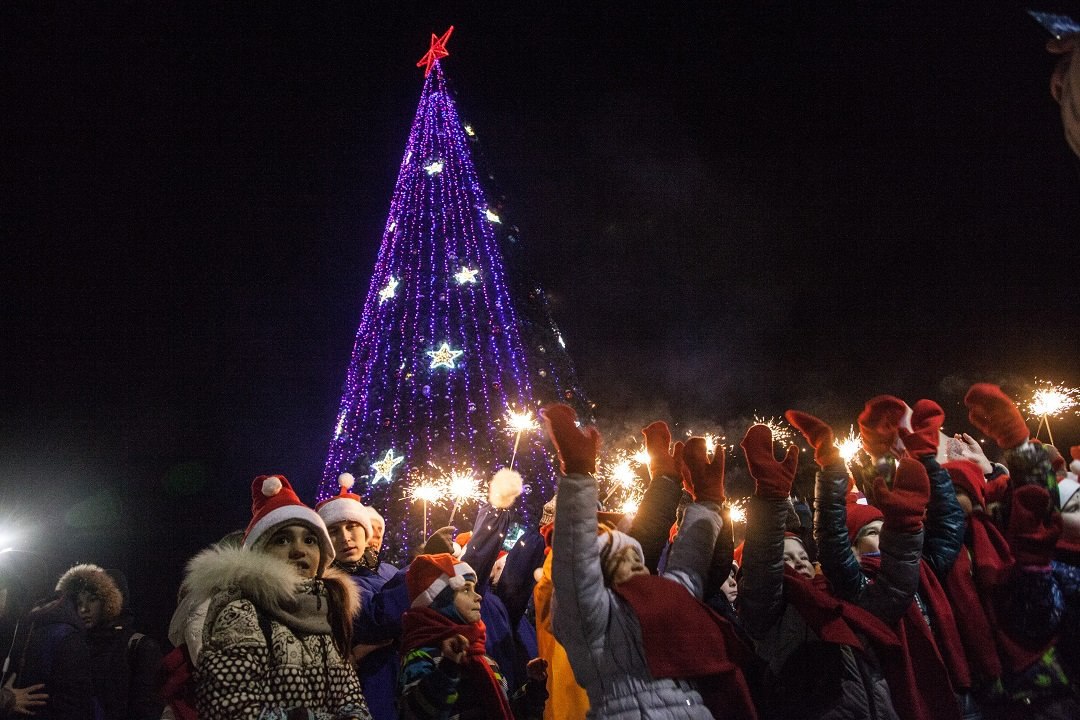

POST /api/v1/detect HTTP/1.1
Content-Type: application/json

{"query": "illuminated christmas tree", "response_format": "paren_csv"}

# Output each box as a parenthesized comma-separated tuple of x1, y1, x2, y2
(319, 28, 590, 561)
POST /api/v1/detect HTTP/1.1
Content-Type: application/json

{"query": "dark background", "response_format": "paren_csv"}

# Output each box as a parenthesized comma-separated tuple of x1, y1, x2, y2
(4, 0, 1079, 639)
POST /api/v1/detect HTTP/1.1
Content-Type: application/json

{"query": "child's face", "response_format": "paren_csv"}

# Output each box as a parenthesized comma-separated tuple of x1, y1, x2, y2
(454, 580, 482, 623)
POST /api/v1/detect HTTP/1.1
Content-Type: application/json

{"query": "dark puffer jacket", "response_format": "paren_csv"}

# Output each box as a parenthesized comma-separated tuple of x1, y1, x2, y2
(740, 493, 924, 720)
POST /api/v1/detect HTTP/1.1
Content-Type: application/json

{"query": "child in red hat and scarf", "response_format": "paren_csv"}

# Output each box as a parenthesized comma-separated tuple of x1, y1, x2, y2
(398, 553, 547, 720)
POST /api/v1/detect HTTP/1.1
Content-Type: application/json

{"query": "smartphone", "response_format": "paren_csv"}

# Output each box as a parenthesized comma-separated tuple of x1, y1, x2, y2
(502, 522, 526, 551)
(1027, 9, 1080, 38)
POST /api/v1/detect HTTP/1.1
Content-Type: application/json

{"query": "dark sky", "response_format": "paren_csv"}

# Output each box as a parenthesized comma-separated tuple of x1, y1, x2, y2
(4, 1, 1080, 632)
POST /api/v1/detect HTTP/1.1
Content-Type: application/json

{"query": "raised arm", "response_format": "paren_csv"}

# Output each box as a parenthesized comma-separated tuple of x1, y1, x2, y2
(629, 421, 688, 573)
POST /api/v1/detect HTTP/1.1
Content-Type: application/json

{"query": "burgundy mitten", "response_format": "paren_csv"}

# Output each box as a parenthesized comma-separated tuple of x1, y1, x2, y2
(540, 404, 601, 476)
(682, 436, 726, 504)
(785, 409, 841, 468)
(1008, 485, 1063, 567)
(642, 421, 679, 481)
(741, 424, 798, 499)
(858, 395, 907, 458)
(873, 457, 931, 534)
(899, 399, 945, 459)
(964, 383, 1030, 449)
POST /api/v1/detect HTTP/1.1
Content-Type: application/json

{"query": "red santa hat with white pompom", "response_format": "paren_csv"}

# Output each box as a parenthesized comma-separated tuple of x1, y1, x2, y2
(243, 474, 336, 575)
(315, 473, 374, 542)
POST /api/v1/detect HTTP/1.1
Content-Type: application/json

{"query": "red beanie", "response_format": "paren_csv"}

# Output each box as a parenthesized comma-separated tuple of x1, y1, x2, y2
(846, 501, 885, 544)
(944, 461, 987, 509)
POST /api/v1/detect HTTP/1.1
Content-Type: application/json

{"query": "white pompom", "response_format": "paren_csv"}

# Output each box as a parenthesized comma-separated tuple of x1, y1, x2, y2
(262, 475, 283, 497)
(1071, 460, 1080, 476)
(488, 468, 524, 509)
(338, 472, 356, 491)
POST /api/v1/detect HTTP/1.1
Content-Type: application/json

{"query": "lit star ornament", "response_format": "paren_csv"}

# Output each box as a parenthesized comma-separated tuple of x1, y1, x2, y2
(416, 26, 454, 77)
(371, 449, 404, 484)
(427, 342, 464, 369)
(378, 277, 399, 304)
(424, 159, 444, 176)
(454, 266, 479, 285)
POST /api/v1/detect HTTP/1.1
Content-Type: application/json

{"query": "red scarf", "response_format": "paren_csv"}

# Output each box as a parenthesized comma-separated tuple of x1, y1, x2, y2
(781, 567, 957, 720)
(400, 607, 513, 720)
(613, 574, 758, 720)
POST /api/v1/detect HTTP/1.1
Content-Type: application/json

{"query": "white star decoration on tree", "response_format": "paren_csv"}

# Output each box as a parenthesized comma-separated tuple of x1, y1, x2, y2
(371, 449, 404, 484)
(424, 159, 444, 176)
(426, 342, 464, 369)
(454, 266, 479, 285)
(378, 277, 399, 304)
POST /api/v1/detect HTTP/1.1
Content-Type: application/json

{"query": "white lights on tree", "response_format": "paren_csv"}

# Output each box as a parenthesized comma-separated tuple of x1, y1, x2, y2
(454, 266, 479, 285)
(426, 342, 464, 369)
(379, 277, 399, 304)
(371, 449, 405, 485)
(424, 159, 444, 175)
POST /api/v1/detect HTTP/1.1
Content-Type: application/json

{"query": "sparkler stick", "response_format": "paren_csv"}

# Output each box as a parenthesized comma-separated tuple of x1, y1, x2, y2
(505, 409, 540, 470)
(1027, 381, 1080, 447)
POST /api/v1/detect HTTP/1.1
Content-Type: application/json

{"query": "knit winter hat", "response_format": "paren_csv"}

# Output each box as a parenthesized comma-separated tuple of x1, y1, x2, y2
(55, 563, 124, 622)
(596, 527, 643, 583)
(944, 461, 987, 509)
(243, 474, 335, 576)
(846, 501, 884, 544)
(406, 553, 476, 609)
(315, 473, 374, 542)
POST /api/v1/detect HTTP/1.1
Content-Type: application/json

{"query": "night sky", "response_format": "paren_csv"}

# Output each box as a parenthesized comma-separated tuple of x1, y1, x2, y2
(4, 1, 1080, 635)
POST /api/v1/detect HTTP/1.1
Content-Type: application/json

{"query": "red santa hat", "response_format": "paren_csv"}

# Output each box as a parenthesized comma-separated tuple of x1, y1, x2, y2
(315, 473, 374, 541)
(406, 553, 476, 609)
(243, 474, 335, 575)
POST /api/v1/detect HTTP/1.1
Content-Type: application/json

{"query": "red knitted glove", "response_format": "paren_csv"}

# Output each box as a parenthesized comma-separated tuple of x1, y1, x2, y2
(682, 437, 726, 504)
(1008, 485, 1062, 567)
(540, 404, 601, 476)
(741, 424, 799, 499)
(964, 383, 1030, 449)
(858, 395, 907, 458)
(873, 457, 930, 534)
(642, 421, 688, 484)
(785, 410, 841, 468)
(899, 399, 945, 459)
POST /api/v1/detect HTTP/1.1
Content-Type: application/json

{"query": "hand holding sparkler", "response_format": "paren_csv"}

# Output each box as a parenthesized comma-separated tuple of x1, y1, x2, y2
(858, 395, 908, 459)
(682, 437, 726, 504)
(741, 424, 799, 499)
(785, 410, 842, 468)
(898, 399, 945, 459)
(965, 383, 1030, 449)
(540, 404, 601, 476)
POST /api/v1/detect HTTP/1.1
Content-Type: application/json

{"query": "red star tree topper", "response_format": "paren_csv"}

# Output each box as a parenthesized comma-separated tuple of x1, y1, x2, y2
(416, 26, 454, 77)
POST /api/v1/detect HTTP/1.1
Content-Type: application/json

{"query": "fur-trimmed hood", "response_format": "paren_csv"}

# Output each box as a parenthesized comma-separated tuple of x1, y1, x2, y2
(182, 545, 360, 623)
(55, 563, 123, 622)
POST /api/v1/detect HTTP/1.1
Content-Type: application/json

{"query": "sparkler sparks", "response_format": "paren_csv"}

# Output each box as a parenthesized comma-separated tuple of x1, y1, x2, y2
(752, 415, 794, 445)
(1027, 381, 1080, 419)
(504, 409, 540, 435)
(405, 482, 444, 504)
(837, 425, 862, 464)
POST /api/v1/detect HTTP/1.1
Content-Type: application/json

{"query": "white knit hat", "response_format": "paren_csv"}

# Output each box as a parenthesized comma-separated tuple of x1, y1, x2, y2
(596, 529, 643, 583)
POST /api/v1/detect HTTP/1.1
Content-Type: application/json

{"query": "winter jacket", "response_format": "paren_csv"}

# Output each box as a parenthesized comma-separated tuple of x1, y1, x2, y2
(3, 596, 93, 720)
(551, 471, 719, 719)
(627, 473, 684, 574)
(741, 493, 912, 720)
(349, 563, 407, 720)
(188, 546, 372, 720)
(534, 551, 588, 720)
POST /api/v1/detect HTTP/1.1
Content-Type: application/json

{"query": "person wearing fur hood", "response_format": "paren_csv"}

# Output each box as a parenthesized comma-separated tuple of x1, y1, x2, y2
(187, 474, 372, 720)
(54, 564, 162, 720)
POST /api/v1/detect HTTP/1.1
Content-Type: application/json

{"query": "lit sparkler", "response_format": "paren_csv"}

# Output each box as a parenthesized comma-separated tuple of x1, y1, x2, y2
(752, 415, 794, 446)
(837, 425, 862, 464)
(1028, 380, 1080, 446)
(406, 481, 445, 538)
(444, 470, 484, 525)
(504, 408, 540, 469)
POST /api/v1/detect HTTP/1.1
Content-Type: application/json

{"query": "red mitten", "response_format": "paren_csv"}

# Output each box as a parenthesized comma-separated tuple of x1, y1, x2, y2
(1008, 485, 1062, 567)
(873, 457, 930, 534)
(741, 424, 798, 499)
(964, 383, 1030, 449)
(899, 399, 945, 459)
(785, 409, 841, 468)
(682, 436, 726, 504)
(858, 395, 907, 458)
(642, 421, 681, 482)
(540, 404, 601, 476)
